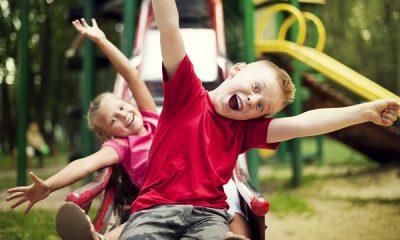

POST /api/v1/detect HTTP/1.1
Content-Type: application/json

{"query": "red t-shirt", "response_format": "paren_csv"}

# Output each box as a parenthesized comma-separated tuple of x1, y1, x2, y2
(131, 55, 278, 212)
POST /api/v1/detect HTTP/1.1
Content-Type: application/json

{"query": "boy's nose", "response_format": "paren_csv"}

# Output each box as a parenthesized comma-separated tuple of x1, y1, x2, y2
(247, 95, 257, 108)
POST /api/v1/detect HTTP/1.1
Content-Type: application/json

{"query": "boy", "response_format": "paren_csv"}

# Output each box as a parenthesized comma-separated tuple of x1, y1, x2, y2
(119, 0, 399, 239)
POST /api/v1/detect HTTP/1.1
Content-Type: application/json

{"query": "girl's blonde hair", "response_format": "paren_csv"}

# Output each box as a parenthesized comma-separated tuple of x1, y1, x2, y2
(87, 92, 114, 141)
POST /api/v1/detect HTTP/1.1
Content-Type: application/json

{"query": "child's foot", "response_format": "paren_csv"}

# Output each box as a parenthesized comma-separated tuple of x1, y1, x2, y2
(56, 202, 99, 240)
(224, 231, 249, 240)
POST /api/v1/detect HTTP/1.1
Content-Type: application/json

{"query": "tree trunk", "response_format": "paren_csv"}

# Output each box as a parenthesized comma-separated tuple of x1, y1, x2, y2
(1, 82, 14, 153)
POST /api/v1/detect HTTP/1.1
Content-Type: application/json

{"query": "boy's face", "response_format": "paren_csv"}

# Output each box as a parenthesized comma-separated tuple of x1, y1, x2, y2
(210, 62, 284, 120)
(96, 94, 145, 137)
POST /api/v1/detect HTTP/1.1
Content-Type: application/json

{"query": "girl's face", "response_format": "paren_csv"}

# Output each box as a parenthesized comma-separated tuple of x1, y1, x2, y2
(96, 94, 146, 138)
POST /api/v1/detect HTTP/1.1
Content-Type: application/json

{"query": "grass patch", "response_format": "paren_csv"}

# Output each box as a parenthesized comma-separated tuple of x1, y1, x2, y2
(301, 137, 377, 167)
(0, 153, 14, 170)
(267, 190, 313, 216)
(0, 176, 16, 191)
(0, 209, 58, 240)
(0, 152, 69, 171)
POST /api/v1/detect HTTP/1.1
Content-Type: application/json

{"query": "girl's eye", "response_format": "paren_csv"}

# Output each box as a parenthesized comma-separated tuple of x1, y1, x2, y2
(120, 106, 124, 111)
(253, 83, 260, 93)
(111, 118, 116, 125)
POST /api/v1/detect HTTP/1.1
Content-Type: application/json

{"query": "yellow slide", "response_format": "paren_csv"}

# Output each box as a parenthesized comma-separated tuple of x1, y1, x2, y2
(255, 39, 400, 102)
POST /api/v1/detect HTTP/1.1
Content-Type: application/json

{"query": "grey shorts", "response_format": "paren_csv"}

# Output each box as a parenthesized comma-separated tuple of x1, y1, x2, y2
(119, 204, 230, 240)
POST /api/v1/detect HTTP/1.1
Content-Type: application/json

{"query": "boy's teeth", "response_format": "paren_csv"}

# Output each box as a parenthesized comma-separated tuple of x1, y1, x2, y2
(236, 95, 241, 110)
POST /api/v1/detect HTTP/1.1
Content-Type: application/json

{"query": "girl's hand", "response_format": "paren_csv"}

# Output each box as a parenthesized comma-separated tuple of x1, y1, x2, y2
(369, 99, 399, 126)
(5, 172, 50, 214)
(72, 18, 106, 43)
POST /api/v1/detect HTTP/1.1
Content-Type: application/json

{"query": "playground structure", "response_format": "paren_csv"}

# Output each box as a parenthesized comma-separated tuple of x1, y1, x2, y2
(13, 0, 400, 238)
(253, 2, 400, 175)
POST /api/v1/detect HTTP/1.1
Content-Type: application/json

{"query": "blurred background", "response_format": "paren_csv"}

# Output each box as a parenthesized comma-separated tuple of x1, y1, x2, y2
(0, 0, 400, 239)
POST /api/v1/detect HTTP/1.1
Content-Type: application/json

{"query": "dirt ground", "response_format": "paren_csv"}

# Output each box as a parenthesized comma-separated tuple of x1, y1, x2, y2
(262, 164, 400, 240)
(1, 164, 400, 240)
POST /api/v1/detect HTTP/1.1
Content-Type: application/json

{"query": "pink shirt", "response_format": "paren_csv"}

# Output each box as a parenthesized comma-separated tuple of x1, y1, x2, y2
(102, 111, 159, 188)
(131, 55, 278, 212)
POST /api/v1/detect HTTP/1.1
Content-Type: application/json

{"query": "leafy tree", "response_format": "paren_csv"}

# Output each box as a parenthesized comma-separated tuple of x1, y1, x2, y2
(320, 0, 399, 93)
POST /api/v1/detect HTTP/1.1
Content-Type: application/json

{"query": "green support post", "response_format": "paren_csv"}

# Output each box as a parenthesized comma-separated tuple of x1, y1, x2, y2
(241, 0, 255, 62)
(288, 62, 302, 186)
(288, 0, 302, 186)
(241, 0, 261, 189)
(82, 0, 94, 157)
(311, 4, 324, 164)
(16, 0, 29, 186)
(123, 0, 137, 58)
(273, 0, 289, 165)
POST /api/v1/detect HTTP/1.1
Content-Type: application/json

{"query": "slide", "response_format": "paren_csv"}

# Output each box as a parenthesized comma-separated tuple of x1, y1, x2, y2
(255, 40, 400, 163)
(255, 40, 400, 101)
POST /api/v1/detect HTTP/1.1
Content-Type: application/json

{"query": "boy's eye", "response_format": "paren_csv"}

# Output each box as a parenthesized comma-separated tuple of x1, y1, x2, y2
(257, 103, 263, 112)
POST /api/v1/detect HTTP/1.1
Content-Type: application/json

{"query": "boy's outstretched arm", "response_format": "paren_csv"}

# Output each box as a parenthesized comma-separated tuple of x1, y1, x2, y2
(5, 147, 118, 214)
(72, 18, 157, 114)
(152, 0, 186, 79)
(267, 99, 399, 143)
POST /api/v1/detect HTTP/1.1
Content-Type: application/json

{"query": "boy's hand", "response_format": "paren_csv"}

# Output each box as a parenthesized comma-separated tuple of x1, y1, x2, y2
(72, 18, 105, 43)
(5, 172, 50, 214)
(369, 99, 399, 126)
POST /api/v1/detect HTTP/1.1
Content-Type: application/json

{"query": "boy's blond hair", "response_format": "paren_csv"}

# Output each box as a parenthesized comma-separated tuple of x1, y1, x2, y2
(262, 60, 296, 108)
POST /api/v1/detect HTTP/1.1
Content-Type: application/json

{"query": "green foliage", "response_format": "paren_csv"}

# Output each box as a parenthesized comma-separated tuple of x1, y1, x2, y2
(319, 0, 399, 92)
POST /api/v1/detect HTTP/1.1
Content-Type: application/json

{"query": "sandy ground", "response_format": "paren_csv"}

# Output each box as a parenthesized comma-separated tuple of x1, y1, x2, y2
(1, 164, 400, 239)
(263, 165, 400, 240)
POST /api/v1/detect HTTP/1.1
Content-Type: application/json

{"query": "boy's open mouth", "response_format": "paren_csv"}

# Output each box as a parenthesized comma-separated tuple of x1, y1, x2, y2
(228, 94, 242, 111)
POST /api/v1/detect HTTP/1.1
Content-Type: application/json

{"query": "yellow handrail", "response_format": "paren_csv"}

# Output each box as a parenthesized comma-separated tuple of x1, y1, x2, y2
(278, 12, 326, 51)
(256, 3, 307, 45)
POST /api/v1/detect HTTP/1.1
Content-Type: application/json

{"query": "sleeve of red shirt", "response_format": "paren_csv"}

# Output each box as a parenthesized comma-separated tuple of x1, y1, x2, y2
(240, 118, 279, 153)
(161, 55, 204, 114)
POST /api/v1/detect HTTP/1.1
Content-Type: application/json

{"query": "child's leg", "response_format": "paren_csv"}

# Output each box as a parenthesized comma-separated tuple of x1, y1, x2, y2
(56, 202, 125, 240)
(226, 213, 250, 240)
(104, 223, 126, 240)
(224, 179, 251, 239)
(182, 206, 229, 239)
(56, 202, 98, 240)
(119, 205, 181, 240)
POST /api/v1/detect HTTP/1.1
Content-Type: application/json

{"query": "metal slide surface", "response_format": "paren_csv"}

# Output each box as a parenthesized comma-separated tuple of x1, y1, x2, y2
(255, 40, 400, 163)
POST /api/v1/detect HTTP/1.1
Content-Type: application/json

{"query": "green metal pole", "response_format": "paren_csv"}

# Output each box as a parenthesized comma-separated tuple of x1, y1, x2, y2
(241, 0, 255, 62)
(16, 0, 29, 185)
(123, 0, 137, 58)
(289, 62, 302, 186)
(241, 0, 260, 189)
(289, 0, 302, 186)
(82, 0, 94, 157)
(311, 4, 324, 164)
(273, 0, 289, 165)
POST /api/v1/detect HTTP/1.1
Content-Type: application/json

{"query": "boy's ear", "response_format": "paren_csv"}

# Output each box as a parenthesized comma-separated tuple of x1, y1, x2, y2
(228, 62, 246, 79)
